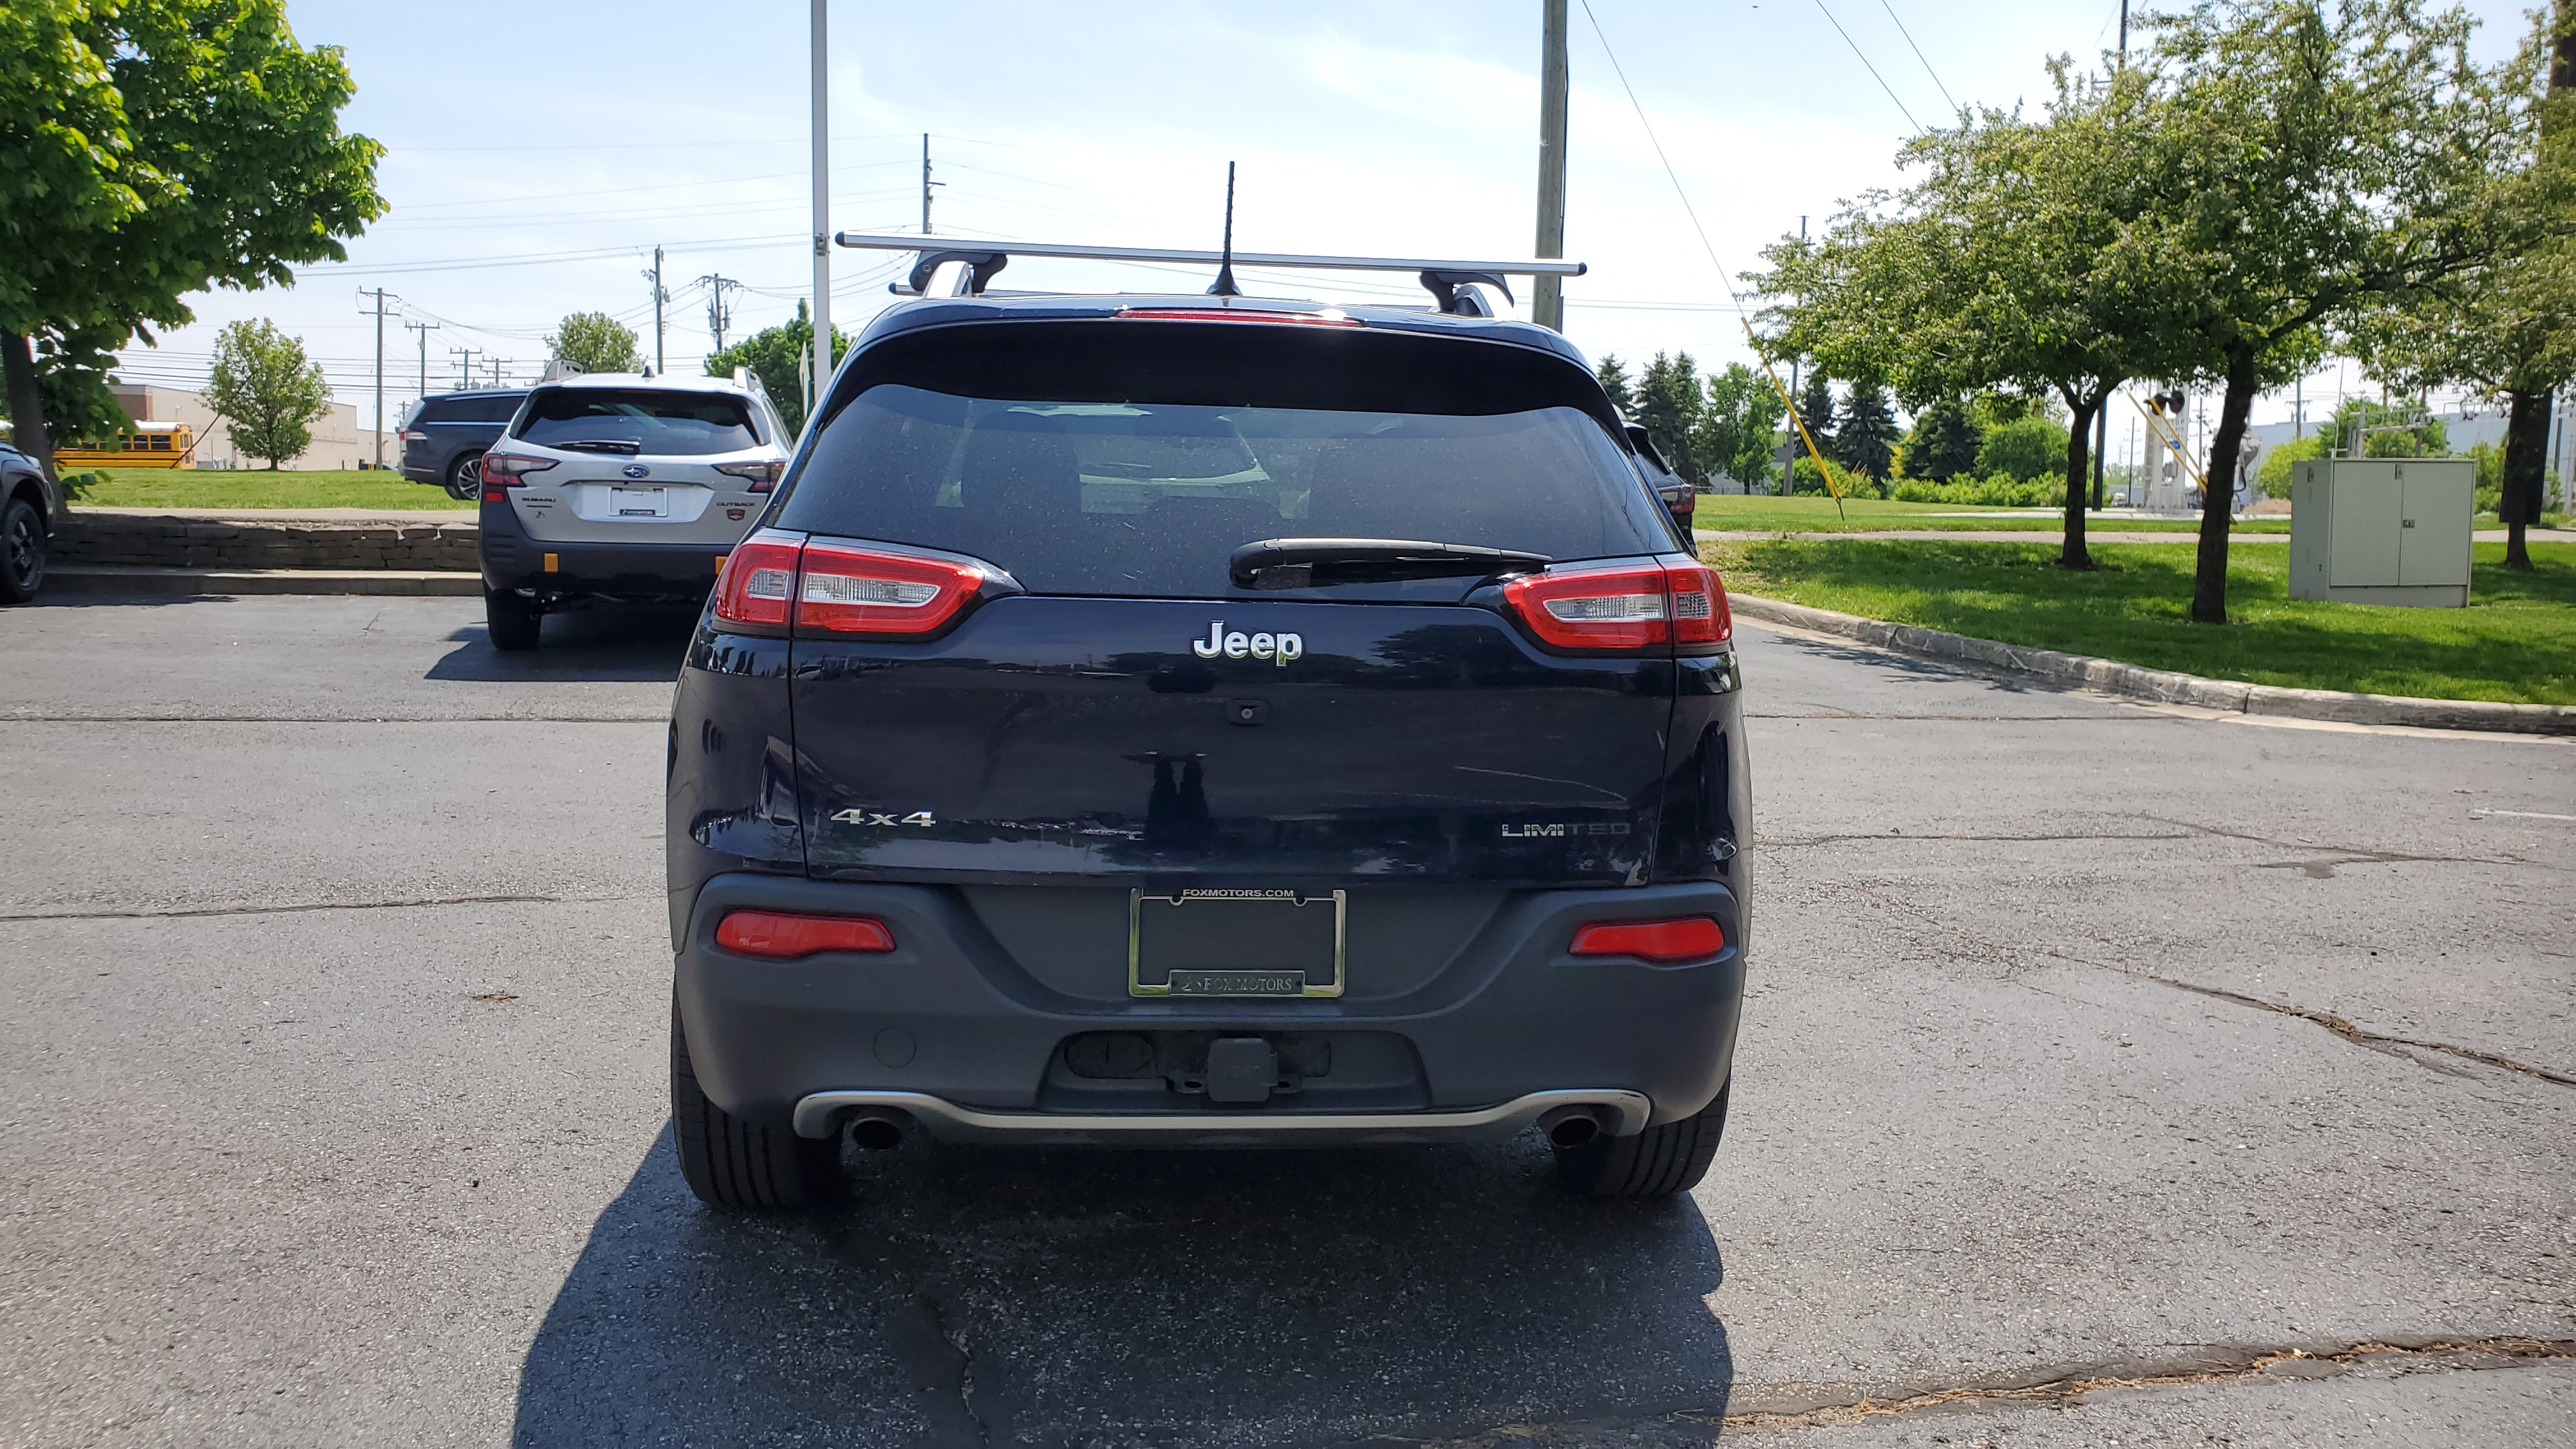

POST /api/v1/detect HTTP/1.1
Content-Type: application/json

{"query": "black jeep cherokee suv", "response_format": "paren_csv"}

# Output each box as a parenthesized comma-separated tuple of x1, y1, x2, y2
(666, 294, 1751, 1209)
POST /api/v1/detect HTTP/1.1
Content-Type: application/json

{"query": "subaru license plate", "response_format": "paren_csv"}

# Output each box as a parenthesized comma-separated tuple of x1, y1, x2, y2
(1128, 889, 1345, 998)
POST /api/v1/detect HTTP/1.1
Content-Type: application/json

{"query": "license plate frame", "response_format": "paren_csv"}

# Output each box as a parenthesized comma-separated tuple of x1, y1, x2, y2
(609, 485, 668, 518)
(1128, 888, 1346, 999)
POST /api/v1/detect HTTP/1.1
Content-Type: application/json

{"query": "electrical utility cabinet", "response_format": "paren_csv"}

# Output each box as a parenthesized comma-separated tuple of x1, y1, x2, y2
(2288, 458, 2475, 608)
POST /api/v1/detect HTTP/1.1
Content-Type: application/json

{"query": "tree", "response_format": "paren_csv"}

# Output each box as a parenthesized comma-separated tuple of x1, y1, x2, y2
(704, 301, 852, 438)
(548, 311, 641, 374)
(1901, 397, 1981, 479)
(1834, 382, 1900, 481)
(0, 320, 127, 447)
(1753, 59, 2196, 571)
(1787, 373, 1836, 494)
(1698, 362, 1785, 493)
(2314, 397, 2450, 458)
(1595, 355, 1637, 417)
(203, 319, 328, 468)
(2350, 5, 2576, 568)
(0, 0, 383, 479)
(2133, 0, 2536, 620)
(1977, 415, 2073, 481)
(1635, 351, 1707, 489)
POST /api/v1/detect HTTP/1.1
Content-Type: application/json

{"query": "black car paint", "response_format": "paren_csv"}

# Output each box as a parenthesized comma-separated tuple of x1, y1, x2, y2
(664, 295, 1752, 1135)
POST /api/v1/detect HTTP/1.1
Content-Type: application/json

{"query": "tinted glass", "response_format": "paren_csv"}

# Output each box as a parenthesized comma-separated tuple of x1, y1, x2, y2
(778, 384, 1667, 599)
(517, 388, 759, 456)
(471, 393, 526, 422)
(415, 399, 468, 424)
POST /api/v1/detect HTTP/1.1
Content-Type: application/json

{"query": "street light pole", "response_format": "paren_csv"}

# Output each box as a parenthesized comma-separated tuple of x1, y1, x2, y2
(811, 0, 834, 417)
(1533, 0, 1569, 332)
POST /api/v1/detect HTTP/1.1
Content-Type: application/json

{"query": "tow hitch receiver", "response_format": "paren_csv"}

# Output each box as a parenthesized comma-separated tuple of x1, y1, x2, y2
(1205, 1038, 1280, 1104)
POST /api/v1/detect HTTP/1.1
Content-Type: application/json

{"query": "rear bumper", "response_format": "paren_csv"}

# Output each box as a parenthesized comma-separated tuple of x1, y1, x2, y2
(480, 500, 729, 598)
(675, 872, 1746, 1143)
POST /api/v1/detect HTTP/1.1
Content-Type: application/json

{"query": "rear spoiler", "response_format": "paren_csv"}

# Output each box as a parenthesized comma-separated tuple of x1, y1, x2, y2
(834, 232, 1585, 319)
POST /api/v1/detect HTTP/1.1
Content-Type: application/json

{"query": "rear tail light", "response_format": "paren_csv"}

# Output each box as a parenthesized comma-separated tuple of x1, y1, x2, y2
(712, 535, 803, 629)
(479, 451, 555, 502)
(710, 532, 1001, 638)
(716, 909, 894, 958)
(1570, 916, 1726, 963)
(401, 430, 429, 443)
(714, 459, 786, 492)
(1500, 558, 1731, 654)
(796, 541, 991, 634)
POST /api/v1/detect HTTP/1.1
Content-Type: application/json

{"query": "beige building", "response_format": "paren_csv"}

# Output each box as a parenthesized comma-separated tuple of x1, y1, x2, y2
(112, 383, 394, 470)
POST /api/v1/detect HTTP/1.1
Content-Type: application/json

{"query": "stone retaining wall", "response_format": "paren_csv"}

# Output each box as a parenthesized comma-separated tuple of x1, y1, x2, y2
(54, 514, 480, 572)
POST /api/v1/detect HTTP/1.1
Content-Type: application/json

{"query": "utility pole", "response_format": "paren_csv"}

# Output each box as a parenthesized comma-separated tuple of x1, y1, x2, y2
(1788, 215, 1808, 402)
(360, 288, 390, 470)
(642, 245, 668, 374)
(403, 319, 439, 397)
(450, 346, 480, 390)
(810, 0, 834, 408)
(1533, 0, 1569, 332)
(700, 274, 741, 352)
(922, 132, 936, 234)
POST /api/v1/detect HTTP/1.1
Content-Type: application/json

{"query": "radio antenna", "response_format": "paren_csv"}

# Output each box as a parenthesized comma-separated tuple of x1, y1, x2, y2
(1208, 161, 1241, 297)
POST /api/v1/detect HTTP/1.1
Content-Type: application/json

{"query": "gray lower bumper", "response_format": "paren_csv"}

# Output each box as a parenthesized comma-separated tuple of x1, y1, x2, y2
(792, 1087, 1651, 1145)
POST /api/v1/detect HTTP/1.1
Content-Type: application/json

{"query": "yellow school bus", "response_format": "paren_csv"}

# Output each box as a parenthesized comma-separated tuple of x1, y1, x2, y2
(56, 422, 197, 469)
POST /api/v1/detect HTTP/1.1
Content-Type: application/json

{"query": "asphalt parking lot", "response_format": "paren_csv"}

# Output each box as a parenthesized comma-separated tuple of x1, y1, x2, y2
(3, 592, 2570, 1448)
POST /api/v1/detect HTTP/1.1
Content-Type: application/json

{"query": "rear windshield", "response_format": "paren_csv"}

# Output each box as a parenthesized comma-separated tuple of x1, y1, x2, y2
(778, 385, 1666, 598)
(516, 388, 760, 456)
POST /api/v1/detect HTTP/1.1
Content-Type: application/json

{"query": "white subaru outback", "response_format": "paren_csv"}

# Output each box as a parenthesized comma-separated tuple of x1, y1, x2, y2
(476, 371, 790, 650)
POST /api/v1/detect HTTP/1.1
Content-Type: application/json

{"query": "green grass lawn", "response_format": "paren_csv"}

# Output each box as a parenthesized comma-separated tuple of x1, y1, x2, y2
(67, 467, 471, 511)
(1688, 493, 2291, 534)
(1707, 536, 2575, 705)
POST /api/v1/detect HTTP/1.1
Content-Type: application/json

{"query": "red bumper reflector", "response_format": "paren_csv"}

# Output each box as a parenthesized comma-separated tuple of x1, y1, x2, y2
(1568, 916, 1725, 963)
(716, 910, 895, 958)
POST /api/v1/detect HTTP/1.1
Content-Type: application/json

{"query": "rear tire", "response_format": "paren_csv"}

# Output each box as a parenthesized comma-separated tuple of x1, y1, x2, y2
(671, 1001, 843, 1211)
(0, 495, 43, 604)
(484, 588, 542, 651)
(445, 451, 485, 500)
(1555, 1082, 1729, 1199)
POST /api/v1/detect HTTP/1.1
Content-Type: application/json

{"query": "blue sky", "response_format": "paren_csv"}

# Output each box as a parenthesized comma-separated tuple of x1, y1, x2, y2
(114, 0, 2538, 439)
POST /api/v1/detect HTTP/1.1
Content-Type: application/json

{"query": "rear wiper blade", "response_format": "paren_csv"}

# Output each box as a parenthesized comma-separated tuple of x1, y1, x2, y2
(551, 438, 642, 455)
(1229, 537, 1551, 590)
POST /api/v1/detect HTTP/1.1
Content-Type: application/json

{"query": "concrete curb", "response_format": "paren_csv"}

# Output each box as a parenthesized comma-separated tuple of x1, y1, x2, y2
(49, 566, 481, 597)
(1729, 593, 2576, 737)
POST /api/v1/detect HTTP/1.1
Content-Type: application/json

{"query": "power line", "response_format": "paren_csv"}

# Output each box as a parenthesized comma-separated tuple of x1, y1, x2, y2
(1578, 0, 1850, 506)
(1809, 0, 1922, 131)
(1876, 0, 1959, 116)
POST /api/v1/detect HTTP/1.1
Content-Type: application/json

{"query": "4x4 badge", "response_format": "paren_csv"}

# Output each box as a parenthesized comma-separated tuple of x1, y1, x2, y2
(1190, 620, 1303, 666)
(831, 808, 936, 826)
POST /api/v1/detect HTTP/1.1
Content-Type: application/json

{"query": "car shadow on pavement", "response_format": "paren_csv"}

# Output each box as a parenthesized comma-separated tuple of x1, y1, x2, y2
(514, 1128, 1731, 1448)
(426, 602, 702, 683)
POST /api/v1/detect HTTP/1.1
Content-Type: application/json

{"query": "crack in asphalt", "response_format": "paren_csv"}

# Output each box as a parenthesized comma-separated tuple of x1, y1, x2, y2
(0, 893, 647, 923)
(1760, 829, 2200, 848)
(2138, 813, 2542, 873)
(1404, 1337, 2576, 1445)
(1829, 882, 2576, 1089)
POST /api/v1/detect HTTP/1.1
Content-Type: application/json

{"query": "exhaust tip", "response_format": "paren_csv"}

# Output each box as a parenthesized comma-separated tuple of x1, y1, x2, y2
(1539, 1106, 1604, 1149)
(848, 1109, 910, 1151)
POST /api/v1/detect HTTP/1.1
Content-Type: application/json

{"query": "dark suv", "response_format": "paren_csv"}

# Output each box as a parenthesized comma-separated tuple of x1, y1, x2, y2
(666, 294, 1750, 1211)
(399, 389, 529, 498)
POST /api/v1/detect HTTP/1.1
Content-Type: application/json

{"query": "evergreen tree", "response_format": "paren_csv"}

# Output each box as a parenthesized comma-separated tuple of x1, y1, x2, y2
(1791, 373, 1836, 459)
(1901, 397, 1981, 480)
(1636, 351, 1708, 488)
(1834, 383, 1900, 481)
(1595, 355, 1636, 417)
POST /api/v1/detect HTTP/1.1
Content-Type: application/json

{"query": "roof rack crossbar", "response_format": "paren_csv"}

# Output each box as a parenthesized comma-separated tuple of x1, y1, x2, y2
(840, 231, 1581, 312)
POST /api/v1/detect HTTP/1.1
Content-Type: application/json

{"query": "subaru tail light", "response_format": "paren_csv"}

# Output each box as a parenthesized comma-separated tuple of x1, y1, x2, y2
(1570, 917, 1726, 963)
(479, 451, 555, 502)
(716, 909, 894, 958)
(714, 459, 786, 492)
(1500, 558, 1731, 655)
